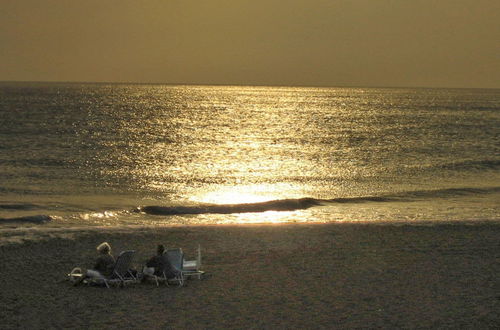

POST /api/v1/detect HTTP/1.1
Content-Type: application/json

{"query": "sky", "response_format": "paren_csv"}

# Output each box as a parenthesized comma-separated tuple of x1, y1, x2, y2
(1, 0, 499, 88)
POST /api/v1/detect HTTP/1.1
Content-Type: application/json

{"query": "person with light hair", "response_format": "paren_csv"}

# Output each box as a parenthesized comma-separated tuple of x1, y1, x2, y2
(90, 242, 115, 277)
(73, 242, 116, 286)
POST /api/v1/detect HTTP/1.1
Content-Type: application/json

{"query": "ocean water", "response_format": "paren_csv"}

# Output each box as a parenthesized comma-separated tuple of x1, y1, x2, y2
(1, 82, 499, 229)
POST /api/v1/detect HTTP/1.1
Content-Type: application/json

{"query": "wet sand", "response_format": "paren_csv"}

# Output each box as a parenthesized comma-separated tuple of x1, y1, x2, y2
(0, 222, 499, 329)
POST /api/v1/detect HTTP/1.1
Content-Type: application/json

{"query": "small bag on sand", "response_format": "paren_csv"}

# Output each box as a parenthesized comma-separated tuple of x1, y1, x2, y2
(68, 267, 83, 283)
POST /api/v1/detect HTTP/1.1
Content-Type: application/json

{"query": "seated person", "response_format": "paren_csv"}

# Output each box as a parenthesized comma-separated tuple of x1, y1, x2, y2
(73, 242, 115, 285)
(144, 244, 179, 279)
(88, 242, 116, 277)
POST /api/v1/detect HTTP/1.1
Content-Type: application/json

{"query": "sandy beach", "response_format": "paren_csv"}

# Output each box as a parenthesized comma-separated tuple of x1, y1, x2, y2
(0, 222, 499, 329)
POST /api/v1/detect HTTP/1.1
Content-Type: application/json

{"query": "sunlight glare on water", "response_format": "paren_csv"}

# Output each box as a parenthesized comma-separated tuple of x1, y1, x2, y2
(136, 86, 323, 204)
(1, 83, 499, 227)
(190, 185, 282, 205)
(230, 210, 303, 224)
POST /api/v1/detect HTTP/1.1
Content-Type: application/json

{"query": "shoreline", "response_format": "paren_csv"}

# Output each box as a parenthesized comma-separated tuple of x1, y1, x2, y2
(1, 219, 500, 247)
(1, 222, 499, 328)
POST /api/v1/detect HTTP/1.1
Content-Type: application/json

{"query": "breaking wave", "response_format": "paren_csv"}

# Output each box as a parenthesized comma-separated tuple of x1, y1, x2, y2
(0, 203, 41, 210)
(136, 198, 322, 215)
(137, 186, 500, 216)
(438, 159, 500, 171)
(2, 187, 498, 224)
(0, 215, 52, 224)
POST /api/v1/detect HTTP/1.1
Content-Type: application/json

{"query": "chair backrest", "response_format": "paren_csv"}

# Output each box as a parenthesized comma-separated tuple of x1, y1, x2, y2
(196, 244, 202, 269)
(166, 248, 184, 272)
(113, 250, 135, 277)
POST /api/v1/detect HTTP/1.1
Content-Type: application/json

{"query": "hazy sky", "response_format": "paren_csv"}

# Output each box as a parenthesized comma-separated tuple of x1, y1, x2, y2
(1, 0, 498, 88)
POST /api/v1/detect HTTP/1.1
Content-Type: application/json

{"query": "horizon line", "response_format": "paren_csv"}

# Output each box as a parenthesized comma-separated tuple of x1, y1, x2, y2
(0, 79, 498, 91)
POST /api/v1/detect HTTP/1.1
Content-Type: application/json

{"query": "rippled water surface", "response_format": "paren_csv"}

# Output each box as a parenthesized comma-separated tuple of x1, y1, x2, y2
(1, 83, 499, 227)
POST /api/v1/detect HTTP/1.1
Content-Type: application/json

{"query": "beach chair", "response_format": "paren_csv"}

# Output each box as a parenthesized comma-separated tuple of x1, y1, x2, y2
(182, 244, 205, 280)
(89, 250, 138, 288)
(141, 256, 178, 287)
(111, 250, 138, 286)
(165, 248, 186, 286)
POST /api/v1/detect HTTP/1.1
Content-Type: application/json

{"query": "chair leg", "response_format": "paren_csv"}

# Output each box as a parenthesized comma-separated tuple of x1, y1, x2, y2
(171, 274, 184, 286)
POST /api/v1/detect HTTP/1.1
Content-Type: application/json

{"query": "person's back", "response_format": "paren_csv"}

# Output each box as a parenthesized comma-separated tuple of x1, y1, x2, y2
(73, 241, 115, 286)
(94, 253, 115, 276)
(146, 244, 179, 279)
(146, 254, 164, 275)
(160, 254, 180, 279)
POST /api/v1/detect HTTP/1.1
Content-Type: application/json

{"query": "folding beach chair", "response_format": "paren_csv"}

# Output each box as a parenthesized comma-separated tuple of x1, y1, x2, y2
(89, 250, 138, 288)
(165, 248, 186, 286)
(182, 244, 205, 280)
(111, 250, 138, 286)
(142, 253, 182, 287)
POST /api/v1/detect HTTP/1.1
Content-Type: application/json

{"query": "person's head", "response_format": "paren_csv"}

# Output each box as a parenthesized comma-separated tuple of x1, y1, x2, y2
(97, 242, 111, 255)
(157, 244, 165, 255)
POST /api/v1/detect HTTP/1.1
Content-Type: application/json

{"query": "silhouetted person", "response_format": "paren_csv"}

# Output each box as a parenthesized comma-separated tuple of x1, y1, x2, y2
(144, 244, 179, 279)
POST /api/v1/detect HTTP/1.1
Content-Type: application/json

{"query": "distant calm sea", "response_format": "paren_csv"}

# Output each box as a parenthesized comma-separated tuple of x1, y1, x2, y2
(1, 82, 499, 229)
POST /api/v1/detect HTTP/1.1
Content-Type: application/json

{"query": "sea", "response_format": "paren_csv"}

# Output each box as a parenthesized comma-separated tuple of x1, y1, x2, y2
(1, 82, 499, 232)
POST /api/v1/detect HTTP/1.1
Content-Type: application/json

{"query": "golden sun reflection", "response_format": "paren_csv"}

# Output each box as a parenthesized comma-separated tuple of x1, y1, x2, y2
(189, 184, 292, 205)
(191, 190, 268, 205)
(189, 184, 308, 224)
(230, 210, 300, 224)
